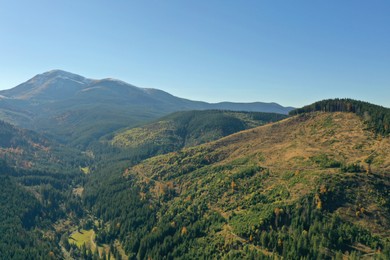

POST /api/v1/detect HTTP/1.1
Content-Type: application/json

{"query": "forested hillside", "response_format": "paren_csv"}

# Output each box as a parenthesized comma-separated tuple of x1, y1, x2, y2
(0, 159, 85, 259)
(0, 119, 87, 172)
(110, 110, 287, 152)
(0, 174, 55, 259)
(2, 99, 390, 259)
(0, 121, 87, 259)
(86, 110, 287, 196)
(83, 111, 390, 259)
(290, 98, 390, 136)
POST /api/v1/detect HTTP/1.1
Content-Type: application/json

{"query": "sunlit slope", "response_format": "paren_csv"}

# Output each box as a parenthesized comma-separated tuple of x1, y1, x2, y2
(124, 112, 390, 258)
(131, 112, 390, 184)
(111, 110, 287, 151)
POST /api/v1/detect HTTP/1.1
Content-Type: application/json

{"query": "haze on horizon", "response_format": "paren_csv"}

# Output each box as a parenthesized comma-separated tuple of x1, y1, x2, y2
(0, 1, 389, 108)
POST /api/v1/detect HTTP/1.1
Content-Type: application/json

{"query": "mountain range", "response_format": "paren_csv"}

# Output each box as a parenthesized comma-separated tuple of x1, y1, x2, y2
(0, 70, 293, 147)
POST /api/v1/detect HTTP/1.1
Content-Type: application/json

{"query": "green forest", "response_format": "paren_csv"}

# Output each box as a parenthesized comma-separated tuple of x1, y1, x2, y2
(1, 103, 390, 259)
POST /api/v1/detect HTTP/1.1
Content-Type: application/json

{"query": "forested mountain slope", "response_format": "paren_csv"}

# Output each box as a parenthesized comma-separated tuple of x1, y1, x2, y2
(2, 97, 389, 259)
(109, 110, 287, 153)
(0, 119, 85, 171)
(85, 111, 390, 259)
(0, 121, 87, 259)
(0, 174, 57, 259)
(0, 160, 86, 259)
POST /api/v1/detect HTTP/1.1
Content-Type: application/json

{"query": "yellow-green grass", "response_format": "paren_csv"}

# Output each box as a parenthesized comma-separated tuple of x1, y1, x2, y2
(68, 229, 96, 250)
(80, 166, 90, 174)
(112, 121, 175, 148)
(69, 229, 116, 259)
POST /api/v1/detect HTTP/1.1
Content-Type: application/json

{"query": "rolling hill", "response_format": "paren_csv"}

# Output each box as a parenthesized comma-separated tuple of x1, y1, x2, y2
(109, 110, 288, 153)
(0, 70, 293, 147)
(84, 109, 390, 259)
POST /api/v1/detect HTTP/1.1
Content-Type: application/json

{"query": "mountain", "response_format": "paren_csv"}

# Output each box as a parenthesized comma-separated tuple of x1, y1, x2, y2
(208, 102, 294, 114)
(84, 109, 390, 259)
(0, 70, 92, 100)
(0, 70, 293, 147)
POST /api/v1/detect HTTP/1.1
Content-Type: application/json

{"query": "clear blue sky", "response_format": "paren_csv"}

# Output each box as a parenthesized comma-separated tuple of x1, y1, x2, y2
(0, 1, 389, 107)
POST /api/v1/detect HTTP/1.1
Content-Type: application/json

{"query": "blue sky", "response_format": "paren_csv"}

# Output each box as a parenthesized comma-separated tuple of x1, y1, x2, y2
(0, 1, 389, 107)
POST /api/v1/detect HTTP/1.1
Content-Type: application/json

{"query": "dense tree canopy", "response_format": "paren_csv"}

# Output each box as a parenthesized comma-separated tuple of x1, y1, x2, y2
(290, 98, 390, 136)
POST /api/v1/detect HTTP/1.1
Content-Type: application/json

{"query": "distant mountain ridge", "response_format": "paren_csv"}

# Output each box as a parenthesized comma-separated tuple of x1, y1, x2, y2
(1, 70, 93, 100)
(0, 70, 294, 113)
(0, 70, 294, 146)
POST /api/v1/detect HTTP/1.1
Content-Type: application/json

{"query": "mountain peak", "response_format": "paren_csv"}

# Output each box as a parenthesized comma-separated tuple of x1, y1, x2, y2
(43, 69, 76, 75)
(0, 70, 93, 100)
(34, 69, 91, 84)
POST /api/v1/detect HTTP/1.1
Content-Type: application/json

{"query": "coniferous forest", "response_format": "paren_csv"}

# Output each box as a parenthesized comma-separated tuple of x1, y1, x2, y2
(1, 85, 390, 260)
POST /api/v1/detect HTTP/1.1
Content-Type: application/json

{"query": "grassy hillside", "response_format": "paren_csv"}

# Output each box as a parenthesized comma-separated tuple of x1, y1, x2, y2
(290, 98, 390, 136)
(86, 112, 390, 259)
(110, 110, 287, 152)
